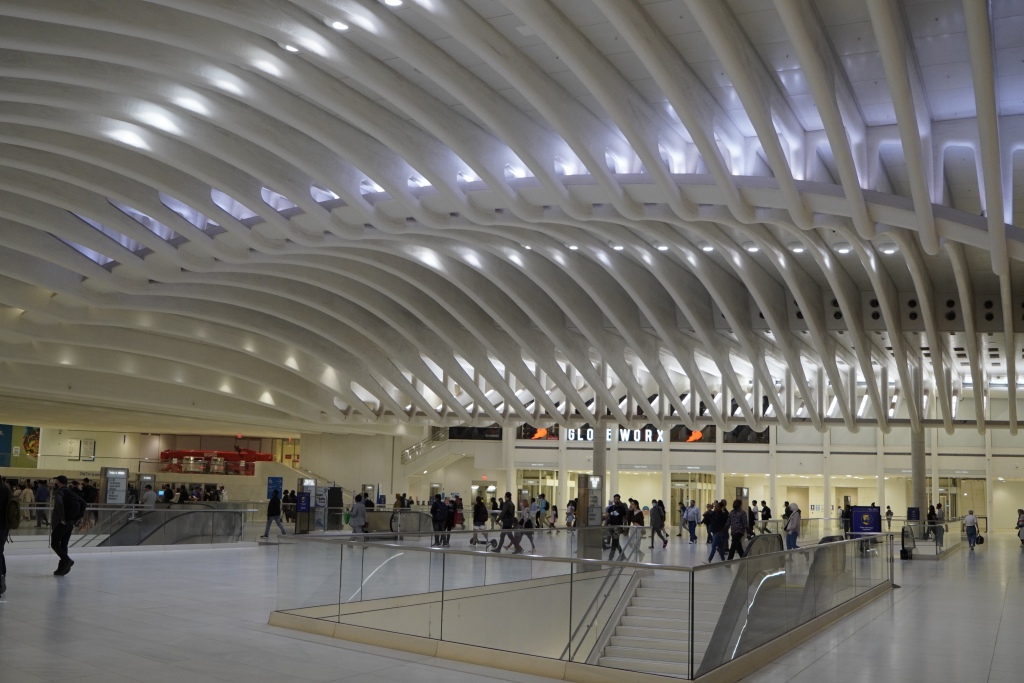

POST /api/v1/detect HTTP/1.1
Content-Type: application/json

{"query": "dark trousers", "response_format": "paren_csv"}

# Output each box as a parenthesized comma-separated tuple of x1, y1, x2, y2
(1, 529, 6, 576)
(608, 526, 624, 559)
(708, 530, 728, 562)
(442, 522, 453, 545)
(36, 509, 49, 527)
(51, 522, 73, 565)
(432, 520, 444, 545)
(727, 532, 746, 560)
(498, 520, 521, 551)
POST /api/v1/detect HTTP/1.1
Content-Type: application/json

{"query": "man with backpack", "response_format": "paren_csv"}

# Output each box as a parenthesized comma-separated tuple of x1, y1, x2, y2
(429, 494, 447, 547)
(52, 475, 85, 576)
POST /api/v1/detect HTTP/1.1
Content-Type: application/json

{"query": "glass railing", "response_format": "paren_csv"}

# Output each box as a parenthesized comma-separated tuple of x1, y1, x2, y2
(273, 530, 892, 679)
(900, 517, 963, 556)
(400, 428, 449, 464)
(6, 504, 256, 548)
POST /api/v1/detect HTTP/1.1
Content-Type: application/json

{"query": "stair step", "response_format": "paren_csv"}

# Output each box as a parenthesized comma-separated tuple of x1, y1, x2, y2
(598, 656, 690, 677)
(625, 605, 721, 620)
(610, 635, 710, 652)
(621, 615, 691, 629)
(604, 645, 689, 663)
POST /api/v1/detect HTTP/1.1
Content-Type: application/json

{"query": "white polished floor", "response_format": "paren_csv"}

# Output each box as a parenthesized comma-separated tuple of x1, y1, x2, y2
(1, 533, 1021, 682)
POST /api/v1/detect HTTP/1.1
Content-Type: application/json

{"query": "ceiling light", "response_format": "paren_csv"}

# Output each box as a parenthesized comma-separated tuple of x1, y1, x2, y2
(524, 245, 532, 250)
(880, 244, 898, 255)
(331, 20, 349, 31)
(384, 0, 403, 6)
(657, 245, 669, 251)
(569, 245, 578, 250)
(744, 243, 759, 253)
(283, 44, 299, 52)
(613, 245, 624, 251)
(423, 470, 427, 474)
(787, 243, 805, 253)
(834, 242, 851, 254)
(701, 244, 714, 252)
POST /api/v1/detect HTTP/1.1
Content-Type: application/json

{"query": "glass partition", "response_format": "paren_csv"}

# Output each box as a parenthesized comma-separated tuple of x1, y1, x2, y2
(273, 532, 892, 680)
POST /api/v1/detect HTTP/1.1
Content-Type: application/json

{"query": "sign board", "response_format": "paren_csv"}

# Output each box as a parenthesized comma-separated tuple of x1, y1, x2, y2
(80, 439, 96, 461)
(103, 467, 129, 505)
(851, 506, 881, 534)
(907, 507, 920, 521)
(267, 477, 284, 499)
(297, 492, 310, 513)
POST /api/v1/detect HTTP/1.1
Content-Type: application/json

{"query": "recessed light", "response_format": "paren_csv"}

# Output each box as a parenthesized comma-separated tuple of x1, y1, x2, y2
(283, 44, 299, 52)
(744, 243, 759, 253)
(331, 20, 349, 31)
(423, 470, 427, 474)
(613, 245, 624, 251)
(701, 244, 714, 252)
(881, 245, 898, 255)
(657, 245, 669, 251)
(524, 245, 532, 250)
(569, 245, 578, 250)
(834, 242, 851, 254)
(384, 0, 403, 6)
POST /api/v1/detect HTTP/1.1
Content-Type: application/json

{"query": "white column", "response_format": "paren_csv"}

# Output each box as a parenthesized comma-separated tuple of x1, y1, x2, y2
(661, 436, 671, 509)
(768, 421, 778, 511)
(876, 428, 886, 510)
(822, 434, 831, 522)
(503, 427, 516, 498)
(608, 424, 620, 499)
(929, 425, 940, 506)
(910, 427, 927, 514)
(558, 427, 568, 513)
(714, 423, 725, 500)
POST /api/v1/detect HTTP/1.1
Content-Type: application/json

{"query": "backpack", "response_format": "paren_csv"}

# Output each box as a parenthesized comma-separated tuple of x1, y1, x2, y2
(62, 489, 86, 523)
(6, 496, 20, 530)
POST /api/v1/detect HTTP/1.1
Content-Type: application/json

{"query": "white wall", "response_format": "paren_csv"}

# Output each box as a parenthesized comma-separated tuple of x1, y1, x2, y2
(38, 429, 143, 469)
(300, 433, 405, 499)
(992, 481, 1024, 529)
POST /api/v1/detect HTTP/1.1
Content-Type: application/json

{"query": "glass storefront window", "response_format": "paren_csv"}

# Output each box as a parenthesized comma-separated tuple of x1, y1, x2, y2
(670, 425, 716, 443)
(516, 424, 559, 440)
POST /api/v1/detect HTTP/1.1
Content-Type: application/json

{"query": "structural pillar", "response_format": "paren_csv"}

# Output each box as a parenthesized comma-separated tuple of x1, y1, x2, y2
(607, 424, 619, 500)
(557, 428, 568, 513)
(910, 426, 927, 515)
(503, 427, 516, 499)
(592, 419, 607, 502)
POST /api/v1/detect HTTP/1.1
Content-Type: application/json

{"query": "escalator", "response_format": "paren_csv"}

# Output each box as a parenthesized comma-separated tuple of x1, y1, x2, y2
(84, 505, 246, 547)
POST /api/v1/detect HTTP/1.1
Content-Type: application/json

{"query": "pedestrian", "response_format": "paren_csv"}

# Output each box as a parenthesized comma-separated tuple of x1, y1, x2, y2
(886, 505, 893, 530)
(218, 485, 228, 502)
(519, 499, 536, 551)
(394, 493, 403, 510)
(35, 479, 50, 527)
(935, 503, 946, 547)
(760, 500, 771, 534)
(51, 475, 84, 576)
(0, 477, 10, 595)
(747, 501, 757, 540)
(490, 492, 522, 554)
(685, 499, 700, 544)
(605, 494, 629, 560)
(537, 493, 549, 530)
(676, 500, 686, 537)
(964, 509, 980, 549)
(470, 496, 489, 546)
(443, 497, 456, 547)
(18, 483, 34, 522)
(565, 499, 576, 531)
(650, 499, 668, 549)
(349, 494, 367, 534)
(80, 478, 99, 529)
(260, 490, 287, 538)
(549, 504, 559, 532)
(701, 503, 715, 544)
(141, 484, 158, 509)
(706, 500, 729, 563)
(926, 504, 937, 541)
(785, 502, 801, 550)
(1015, 508, 1024, 546)
(727, 499, 748, 560)
(429, 494, 446, 547)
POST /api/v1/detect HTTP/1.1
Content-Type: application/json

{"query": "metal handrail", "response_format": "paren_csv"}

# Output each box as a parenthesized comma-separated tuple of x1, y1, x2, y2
(561, 527, 645, 662)
(401, 428, 448, 464)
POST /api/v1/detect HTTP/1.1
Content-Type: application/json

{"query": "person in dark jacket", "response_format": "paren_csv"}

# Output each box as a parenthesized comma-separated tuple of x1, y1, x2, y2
(490, 492, 522, 554)
(51, 475, 81, 576)
(471, 496, 489, 546)
(429, 494, 446, 547)
(35, 479, 50, 527)
(706, 500, 730, 563)
(0, 477, 10, 594)
(701, 503, 715, 544)
(260, 490, 286, 538)
(727, 499, 748, 560)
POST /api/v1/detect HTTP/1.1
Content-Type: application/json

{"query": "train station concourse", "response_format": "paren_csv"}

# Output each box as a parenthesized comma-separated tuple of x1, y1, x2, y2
(3, 0, 1024, 681)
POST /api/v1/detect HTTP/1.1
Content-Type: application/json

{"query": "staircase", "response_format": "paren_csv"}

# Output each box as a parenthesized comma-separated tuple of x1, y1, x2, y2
(596, 575, 730, 678)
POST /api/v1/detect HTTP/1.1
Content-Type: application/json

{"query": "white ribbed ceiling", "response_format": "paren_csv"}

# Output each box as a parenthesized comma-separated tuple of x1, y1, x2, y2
(2, 0, 1024, 436)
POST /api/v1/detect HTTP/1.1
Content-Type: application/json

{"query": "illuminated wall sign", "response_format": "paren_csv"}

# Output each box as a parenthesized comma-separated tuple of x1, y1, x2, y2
(565, 428, 665, 443)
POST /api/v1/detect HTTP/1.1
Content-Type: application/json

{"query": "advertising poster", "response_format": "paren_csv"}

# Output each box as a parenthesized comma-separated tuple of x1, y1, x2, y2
(0, 425, 41, 468)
